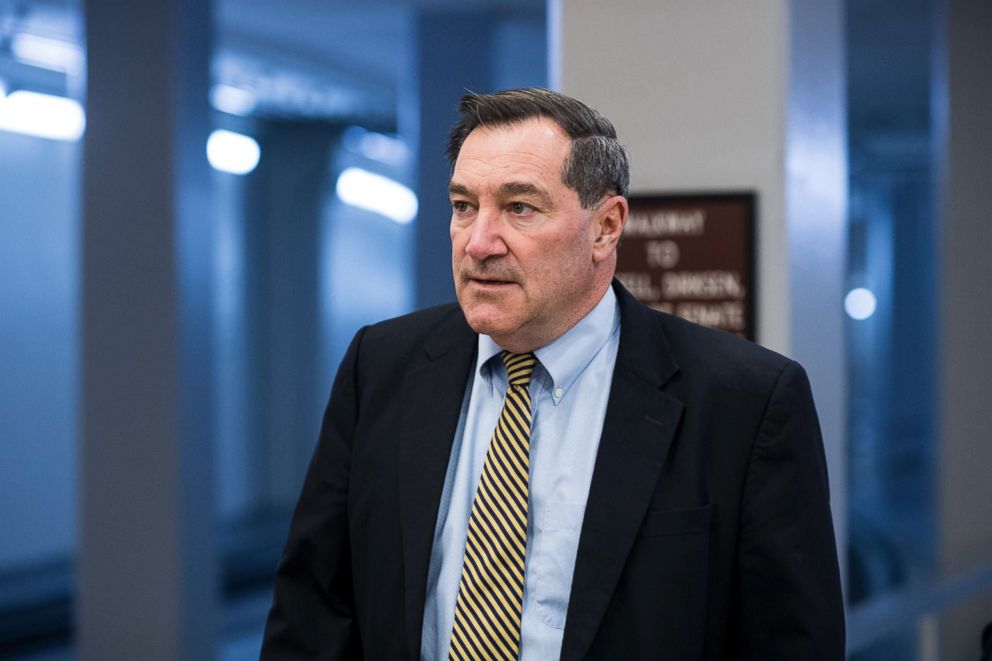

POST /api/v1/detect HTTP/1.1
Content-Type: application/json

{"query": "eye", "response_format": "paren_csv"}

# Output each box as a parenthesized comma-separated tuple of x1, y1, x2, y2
(509, 201, 533, 215)
(451, 200, 472, 214)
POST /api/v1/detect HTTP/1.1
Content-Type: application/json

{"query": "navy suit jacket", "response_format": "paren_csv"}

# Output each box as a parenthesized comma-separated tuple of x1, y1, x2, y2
(260, 282, 845, 660)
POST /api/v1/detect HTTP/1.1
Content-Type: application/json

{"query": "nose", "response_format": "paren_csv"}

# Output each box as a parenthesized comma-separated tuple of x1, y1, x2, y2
(463, 207, 508, 261)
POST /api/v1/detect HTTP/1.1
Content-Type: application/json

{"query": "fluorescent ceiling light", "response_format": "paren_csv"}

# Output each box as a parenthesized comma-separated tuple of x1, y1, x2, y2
(207, 129, 261, 175)
(844, 287, 877, 321)
(342, 126, 409, 166)
(336, 167, 418, 224)
(0, 90, 85, 141)
(210, 84, 257, 117)
(11, 34, 84, 74)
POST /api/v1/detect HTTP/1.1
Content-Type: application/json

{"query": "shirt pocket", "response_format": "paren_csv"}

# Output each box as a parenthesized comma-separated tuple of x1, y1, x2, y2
(531, 502, 585, 630)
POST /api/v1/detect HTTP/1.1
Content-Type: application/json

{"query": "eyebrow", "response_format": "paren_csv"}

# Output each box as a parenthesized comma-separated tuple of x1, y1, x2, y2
(497, 182, 550, 204)
(448, 181, 553, 208)
(448, 182, 472, 197)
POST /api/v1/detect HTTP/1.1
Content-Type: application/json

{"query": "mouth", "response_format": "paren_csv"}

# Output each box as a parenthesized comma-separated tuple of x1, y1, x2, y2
(466, 275, 516, 289)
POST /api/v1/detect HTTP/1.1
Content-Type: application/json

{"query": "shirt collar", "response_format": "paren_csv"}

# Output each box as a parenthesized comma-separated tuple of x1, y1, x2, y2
(475, 286, 619, 401)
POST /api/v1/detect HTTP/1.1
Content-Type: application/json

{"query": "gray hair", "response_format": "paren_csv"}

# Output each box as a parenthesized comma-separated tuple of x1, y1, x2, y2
(446, 88, 630, 208)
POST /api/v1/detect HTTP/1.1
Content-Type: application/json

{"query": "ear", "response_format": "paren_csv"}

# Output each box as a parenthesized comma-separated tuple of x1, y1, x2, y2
(591, 195, 628, 262)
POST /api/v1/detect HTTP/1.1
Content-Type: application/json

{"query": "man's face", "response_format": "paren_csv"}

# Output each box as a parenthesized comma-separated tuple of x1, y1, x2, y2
(449, 117, 603, 351)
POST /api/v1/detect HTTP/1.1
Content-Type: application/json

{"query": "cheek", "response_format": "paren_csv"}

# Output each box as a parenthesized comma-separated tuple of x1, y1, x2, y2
(538, 235, 587, 274)
(450, 229, 467, 259)
(525, 239, 591, 302)
(566, 231, 595, 269)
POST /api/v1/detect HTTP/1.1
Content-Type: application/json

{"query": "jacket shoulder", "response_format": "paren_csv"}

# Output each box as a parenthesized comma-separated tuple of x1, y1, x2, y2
(653, 309, 798, 392)
(362, 302, 464, 337)
(353, 302, 474, 366)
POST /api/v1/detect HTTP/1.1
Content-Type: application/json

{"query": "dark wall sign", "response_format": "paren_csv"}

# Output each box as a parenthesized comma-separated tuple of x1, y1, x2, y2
(616, 193, 756, 340)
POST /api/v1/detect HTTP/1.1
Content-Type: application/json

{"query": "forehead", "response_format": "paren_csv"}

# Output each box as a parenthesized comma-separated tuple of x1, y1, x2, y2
(451, 117, 571, 192)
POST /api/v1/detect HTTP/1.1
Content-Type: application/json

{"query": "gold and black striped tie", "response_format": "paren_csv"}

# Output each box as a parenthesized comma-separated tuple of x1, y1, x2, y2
(448, 351, 537, 661)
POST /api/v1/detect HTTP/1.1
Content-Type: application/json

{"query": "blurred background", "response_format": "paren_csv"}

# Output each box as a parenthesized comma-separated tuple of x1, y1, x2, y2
(0, 0, 989, 659)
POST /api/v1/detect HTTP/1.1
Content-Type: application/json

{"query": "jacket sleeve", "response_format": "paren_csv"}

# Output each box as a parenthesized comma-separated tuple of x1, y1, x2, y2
(737, 360, 846, 660)
(260, 327, 367, 660)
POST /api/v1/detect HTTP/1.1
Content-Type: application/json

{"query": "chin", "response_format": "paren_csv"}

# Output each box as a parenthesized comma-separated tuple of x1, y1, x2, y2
(457, 284, 529, 337)
(461, 305, 516, 339)
(464, 314, 508, 338)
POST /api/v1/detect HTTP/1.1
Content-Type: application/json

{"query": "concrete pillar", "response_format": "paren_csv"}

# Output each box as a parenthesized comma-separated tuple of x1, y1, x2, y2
(79, 1, 216, 659)
(243, 122, 338, 506)
(408, 11, 497, 309)
(785, 0, 848, 584)
(935, 0, 992, 657)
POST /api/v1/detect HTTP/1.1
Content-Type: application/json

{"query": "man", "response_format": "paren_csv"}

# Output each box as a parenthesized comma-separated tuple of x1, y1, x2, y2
(261, 88, 845, 660)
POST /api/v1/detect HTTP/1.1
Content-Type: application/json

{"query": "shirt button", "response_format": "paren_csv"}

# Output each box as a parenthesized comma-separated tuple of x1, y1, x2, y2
(554, 387, 564, 399)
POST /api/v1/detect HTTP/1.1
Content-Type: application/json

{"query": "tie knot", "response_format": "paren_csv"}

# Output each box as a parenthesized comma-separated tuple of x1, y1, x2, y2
(501, 351, 537, 386)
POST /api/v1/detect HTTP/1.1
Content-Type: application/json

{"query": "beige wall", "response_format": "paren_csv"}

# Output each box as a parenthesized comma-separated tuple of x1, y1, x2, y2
(552, 0, 848, 581)
(554, 0, 790, 352)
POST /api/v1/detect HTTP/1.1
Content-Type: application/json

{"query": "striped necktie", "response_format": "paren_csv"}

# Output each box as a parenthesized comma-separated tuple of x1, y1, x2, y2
(448, 351, 537, 661)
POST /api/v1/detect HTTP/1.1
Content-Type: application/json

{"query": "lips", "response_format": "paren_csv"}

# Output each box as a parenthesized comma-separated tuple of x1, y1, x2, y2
(469, 278, 515, 291)
(463, 269, 518, 286)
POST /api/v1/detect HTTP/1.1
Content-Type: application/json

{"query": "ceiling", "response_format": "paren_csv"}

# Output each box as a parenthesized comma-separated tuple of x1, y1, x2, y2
(2, 0, 934, 140)
(0, 0, 544, 126)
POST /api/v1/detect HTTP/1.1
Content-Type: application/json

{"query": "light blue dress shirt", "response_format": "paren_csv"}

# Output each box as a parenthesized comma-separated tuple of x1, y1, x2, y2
(421, 287, 621, 661)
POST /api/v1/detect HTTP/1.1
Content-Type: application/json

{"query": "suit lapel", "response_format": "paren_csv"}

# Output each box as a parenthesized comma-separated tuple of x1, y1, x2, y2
(397, 312, 477, 661)
(560, 282, 684, 661)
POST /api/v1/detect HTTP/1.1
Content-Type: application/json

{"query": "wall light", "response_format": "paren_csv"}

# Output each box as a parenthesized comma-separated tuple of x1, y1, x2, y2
(11, 34, 84, 74)
(207, 129, 260, 175)
(0, 90, 85, 141)
(844, 287, 877, 321)
(335, 167, 418, 224)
